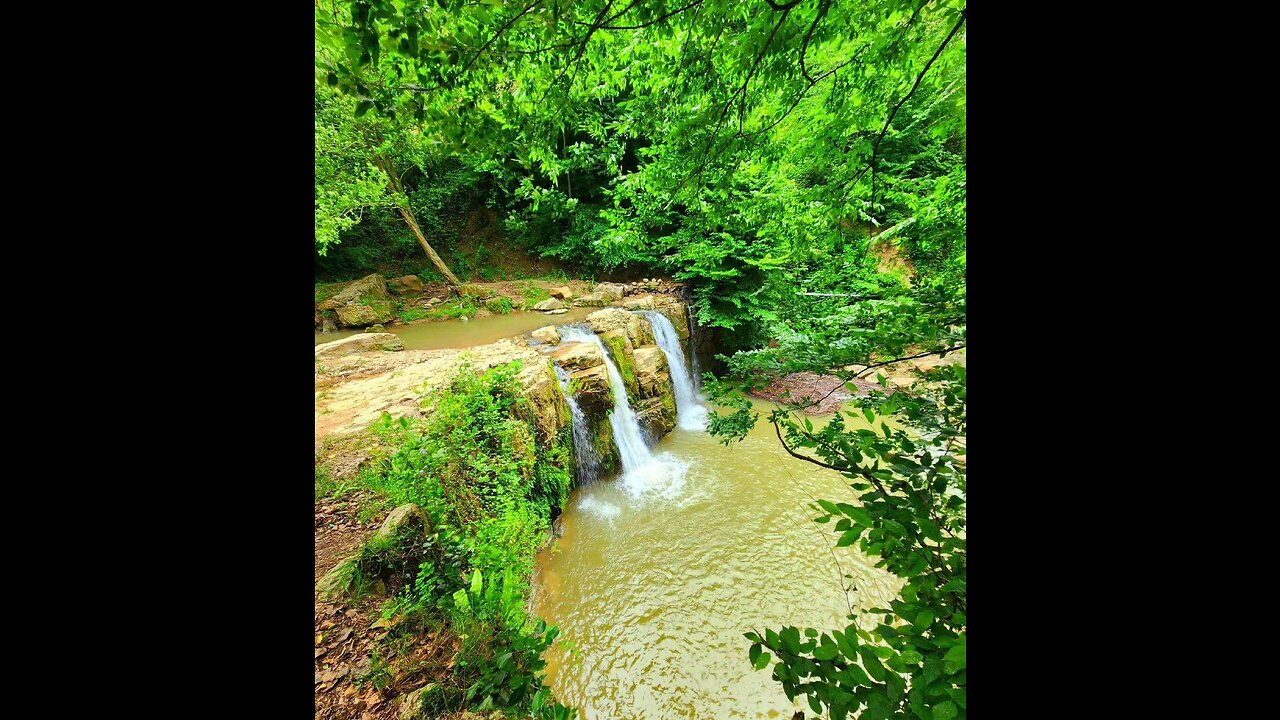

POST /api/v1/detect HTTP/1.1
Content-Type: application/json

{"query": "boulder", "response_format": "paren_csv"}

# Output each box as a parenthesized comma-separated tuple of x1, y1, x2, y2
(593, 282, 627, 301)
(388, 275, 424, 295)
(533, 298, 567, 311)
(544, 308, 568, 315)
(316, 561, 356, 600)
(588, 307, 656, 349)
(575, 292, 609, 307)
(376, 503, 430, 540)
(314, 333, 404, 359)
(395, 683, 438, 720)
(635, 393, 677, 440)
(552, 342, 604, 371)
(322, 274, 397, 328)
(364, 324, 385, 333)
(622, 294, 656, 310)
(568, 365, 613, 411)
(530, 325, 561, 345)
(549, 286, 574, 300)
(657, 305, 690, 339)
(632, 346, 669, 395)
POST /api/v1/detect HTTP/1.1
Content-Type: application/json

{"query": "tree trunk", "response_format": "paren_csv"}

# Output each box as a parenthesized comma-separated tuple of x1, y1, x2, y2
(396, 205, 462, 290)
(374, 154, 463, 293)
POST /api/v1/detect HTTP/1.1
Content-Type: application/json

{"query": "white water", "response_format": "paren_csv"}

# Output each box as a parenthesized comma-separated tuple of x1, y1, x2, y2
(636, 311, 708, 431)
(686, 302, 703, 391)
(554, 364, 600, 485)
(558, 324, 686, 504)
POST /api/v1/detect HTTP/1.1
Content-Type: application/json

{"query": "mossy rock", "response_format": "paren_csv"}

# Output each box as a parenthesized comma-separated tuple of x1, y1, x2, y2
(601, 332, 640, 401)
(458, 283, 496, 300)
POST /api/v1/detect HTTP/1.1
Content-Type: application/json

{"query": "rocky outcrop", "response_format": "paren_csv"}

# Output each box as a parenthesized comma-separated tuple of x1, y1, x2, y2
(388, 275, 424, 295)
(568, 365, 612, 412)
(533, 298, 567, 311)
(530, 325, 560, 345)
(586, 307, 654, 347)
(315, 339, 565, 441)
(376, 503, 430, 540)
(575, 292, 609, 307)
(622, 295, 656, 310)
(315, 332, 404, 359)
(632, 347, 668, 395)
(593, 282, 628, 301)
(549, 286, 574, 300)
(317, 502, 430, 600)
(653, 297, 691, 339)
(631, 345, 677, 439)
(319, 274, 397, 328)
(552, 341, 604, 372)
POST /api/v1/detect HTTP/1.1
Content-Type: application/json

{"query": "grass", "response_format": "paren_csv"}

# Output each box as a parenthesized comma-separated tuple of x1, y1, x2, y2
(485, 297, 514, 315)
(425, 297, 479, 319)
(400, 307, 429, 323)
(521, 283, 551, 309)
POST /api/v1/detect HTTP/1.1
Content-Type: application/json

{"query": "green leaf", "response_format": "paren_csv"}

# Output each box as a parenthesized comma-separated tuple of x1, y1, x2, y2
(813, 636, 839, 660)
(916, 610, 934, 629)
(934, 701, 958, 720)
(355, 100, 373, 117)
(863, 407, 875, 424)
(943, 641, 966, 673)
(858, 646, 887, 681)
(470, 569, 483, 595)
(781, 626, 801, 654)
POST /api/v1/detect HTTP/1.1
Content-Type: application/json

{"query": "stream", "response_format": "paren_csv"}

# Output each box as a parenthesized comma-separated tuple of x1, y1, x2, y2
(535, 320, 897, 720)
(313, 307, 595, 350)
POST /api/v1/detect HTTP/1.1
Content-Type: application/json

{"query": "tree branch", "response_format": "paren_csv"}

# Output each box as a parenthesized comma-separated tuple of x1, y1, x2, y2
(841, 7, 966, 194)
(853, 344, 965, 379)
(459, 0, 546, 77)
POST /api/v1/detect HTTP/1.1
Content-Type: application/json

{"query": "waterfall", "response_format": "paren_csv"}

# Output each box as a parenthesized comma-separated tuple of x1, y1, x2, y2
(637, 311, 708, 431)
(558, 325, 654, 473)
(686, 302, 702, 391)
(554, 364, 600, 485)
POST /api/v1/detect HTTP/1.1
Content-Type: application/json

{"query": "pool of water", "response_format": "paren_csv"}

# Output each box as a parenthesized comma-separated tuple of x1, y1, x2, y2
(533, 401, 899, 720)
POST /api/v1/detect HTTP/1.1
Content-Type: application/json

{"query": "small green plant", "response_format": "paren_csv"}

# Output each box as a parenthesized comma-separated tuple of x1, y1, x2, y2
(485, 297, 514, 315)
(400, 307, 428, 323)
(426, 297, 479, 320)
(521, 283, 551, 309)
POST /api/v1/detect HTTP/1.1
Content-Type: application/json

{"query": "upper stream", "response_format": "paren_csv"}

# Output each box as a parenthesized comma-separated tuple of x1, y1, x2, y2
(313, 307, 594, 350)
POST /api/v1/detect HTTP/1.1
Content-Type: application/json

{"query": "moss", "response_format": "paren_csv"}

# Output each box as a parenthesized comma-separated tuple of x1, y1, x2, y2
(602, 334, 639, 400)
(485, 297, 514, 314)
(591, 411, 618, 476)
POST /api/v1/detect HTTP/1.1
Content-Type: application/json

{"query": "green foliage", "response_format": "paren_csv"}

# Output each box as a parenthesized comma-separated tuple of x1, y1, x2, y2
(425, 296, 479, 320)
(710, 276, 966, 718)
(485, 296, 514, 315)
(318, 2, 967, 715)
(399, 307, 428, 323)
(521, 284, 552, 308)
(353, 363, 576, 718)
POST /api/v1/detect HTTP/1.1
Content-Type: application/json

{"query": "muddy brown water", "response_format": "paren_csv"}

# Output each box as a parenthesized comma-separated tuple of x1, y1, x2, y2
(313, 307, 595, 351)
(533, 400, 899, 720)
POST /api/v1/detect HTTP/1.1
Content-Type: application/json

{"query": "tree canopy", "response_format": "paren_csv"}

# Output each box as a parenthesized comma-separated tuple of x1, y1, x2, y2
(316, 1, 966, 717)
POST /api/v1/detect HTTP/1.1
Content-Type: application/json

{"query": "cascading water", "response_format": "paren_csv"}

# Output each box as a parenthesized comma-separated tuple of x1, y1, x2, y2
(636, 311, 708, 430)
(554, 364, 600, 485)
(686, 302, 703, 392)
(557, 324, 686, 501)
(557, 326, 654, 473)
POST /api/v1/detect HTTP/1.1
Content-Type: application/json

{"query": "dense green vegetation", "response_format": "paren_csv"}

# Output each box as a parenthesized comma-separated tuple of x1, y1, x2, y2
(317, 0, 965, 717)
(331, 363, 574, 718)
